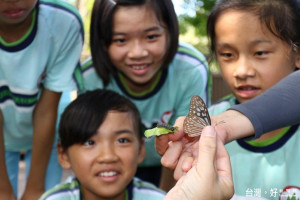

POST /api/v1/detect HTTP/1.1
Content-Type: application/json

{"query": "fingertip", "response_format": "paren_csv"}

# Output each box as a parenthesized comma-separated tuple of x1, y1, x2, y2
(155, 134, 169, 156)
(201, 126, 216, 138)
(182, 156, 194, 172)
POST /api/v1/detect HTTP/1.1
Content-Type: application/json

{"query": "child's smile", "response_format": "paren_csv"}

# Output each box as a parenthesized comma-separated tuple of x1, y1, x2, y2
(127, 63, 152, 76)
(108, 5, 168, 93)
(97, 170, 119, 182)
(61, 111, 145, 199)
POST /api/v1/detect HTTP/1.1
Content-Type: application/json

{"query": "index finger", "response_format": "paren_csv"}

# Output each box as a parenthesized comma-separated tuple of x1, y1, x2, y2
(155, 116, 186, 155)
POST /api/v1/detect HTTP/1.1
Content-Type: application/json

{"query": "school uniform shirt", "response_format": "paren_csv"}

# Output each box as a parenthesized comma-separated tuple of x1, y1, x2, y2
(209, 94, 300, 200)
(0, 0, 83, 151)
(79, 42, 212, 167)
(39, 176, 166, 200)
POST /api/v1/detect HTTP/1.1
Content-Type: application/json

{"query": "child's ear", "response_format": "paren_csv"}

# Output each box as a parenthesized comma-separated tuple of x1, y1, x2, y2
(57, 141, 72, 169)
(137, 138, 146, 164)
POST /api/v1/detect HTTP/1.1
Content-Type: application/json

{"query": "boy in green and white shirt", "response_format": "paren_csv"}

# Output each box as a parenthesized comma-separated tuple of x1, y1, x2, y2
(40, 90, 165, 200)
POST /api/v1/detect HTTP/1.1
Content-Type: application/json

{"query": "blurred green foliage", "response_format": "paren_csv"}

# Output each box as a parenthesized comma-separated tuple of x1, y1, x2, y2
(179, 0, 216, 36)
(178, 0, 216, 54)
(177, 0, 218, 72)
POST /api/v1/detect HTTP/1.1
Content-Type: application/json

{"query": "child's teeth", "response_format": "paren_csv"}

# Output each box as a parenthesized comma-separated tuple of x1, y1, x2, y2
(132, 65, 146, 69)
(99, 171, 117, 177)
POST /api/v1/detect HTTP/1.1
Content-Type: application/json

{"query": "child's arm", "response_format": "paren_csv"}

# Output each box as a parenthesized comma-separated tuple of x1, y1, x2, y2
(0, 111, 16, 200)
(21, 89, 61, 200)
(230, 70, 300, 140)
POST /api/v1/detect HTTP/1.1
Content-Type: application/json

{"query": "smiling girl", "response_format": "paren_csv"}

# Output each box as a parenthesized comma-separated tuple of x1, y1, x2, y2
(79, 0, 211, 190)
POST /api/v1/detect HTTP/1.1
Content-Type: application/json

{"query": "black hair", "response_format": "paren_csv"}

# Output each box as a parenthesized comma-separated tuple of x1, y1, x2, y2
(90, 0, 179, 86)
(207, 0, 300, 61)
(59, 89, 143, 151)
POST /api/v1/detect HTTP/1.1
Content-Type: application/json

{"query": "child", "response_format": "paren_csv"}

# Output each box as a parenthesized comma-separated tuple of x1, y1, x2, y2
(206, 0, 300, 199)
(0, 0, 83, 199)
(79, 0, 211, 189)
(40, 89, 166, 200)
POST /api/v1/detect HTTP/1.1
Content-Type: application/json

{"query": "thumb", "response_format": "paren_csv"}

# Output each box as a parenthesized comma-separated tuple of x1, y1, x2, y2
(197, 126, 217, 172)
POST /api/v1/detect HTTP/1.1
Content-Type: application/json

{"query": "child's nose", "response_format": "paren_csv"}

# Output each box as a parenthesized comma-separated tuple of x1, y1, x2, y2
(128, 40, 148, 58)
(97, 145, 118, 163)
(233, 58, 255, 79)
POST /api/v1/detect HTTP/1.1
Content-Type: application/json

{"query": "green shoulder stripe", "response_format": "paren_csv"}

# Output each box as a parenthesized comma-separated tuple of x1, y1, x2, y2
(40, 0, 82, 19)
(81, 57, 93, 71)
(41, 178, 80, 197)
(178, 46, 208, 64)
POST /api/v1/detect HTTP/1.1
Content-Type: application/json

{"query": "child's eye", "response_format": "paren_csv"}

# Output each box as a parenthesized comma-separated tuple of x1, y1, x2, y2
(146, 34, 159, 41)
(118, 138, 130, 144)
(83, 140, 95, 146)
(220, 52, 233, 58)
(112, 38, 126, 44)
(255, 51, 268, 56)
(218, 52, 234, 61)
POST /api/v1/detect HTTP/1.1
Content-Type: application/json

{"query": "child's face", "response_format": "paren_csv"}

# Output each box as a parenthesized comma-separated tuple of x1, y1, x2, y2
(0, 0, 37, 26)
(58, 111, 145, 200)
(108, 5, 168, 93)
(215, 10, 300, 103)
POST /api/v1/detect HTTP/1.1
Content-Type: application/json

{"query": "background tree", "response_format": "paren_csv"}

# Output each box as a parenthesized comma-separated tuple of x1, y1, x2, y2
(178, 0, 216, 56)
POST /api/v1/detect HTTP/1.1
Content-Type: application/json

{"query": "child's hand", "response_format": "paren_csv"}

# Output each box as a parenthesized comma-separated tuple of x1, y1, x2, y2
(155, 116, 200, 180)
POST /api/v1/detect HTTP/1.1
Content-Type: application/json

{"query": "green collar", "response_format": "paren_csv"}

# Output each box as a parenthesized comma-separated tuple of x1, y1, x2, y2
(117, 71, 162, 97)
(246, 126, 291, 147)
(0, 9, 36, 47)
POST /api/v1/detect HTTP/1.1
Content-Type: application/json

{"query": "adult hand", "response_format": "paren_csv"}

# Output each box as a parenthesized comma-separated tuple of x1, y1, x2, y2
(155, 110, 254, 179)
(164, 126, 234, 200)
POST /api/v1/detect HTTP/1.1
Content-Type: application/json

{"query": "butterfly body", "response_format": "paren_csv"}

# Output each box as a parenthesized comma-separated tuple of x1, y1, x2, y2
(183, 95, 211, 137)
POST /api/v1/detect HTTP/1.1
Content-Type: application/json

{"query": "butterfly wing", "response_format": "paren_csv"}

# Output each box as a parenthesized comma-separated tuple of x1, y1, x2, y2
(184, 115, 209, 137)
(188, 95, 211, 125)
(184, 95, 211, 137)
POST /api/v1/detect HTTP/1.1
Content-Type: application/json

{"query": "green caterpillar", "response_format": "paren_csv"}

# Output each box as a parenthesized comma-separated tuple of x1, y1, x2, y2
(144, 123, 178, 138)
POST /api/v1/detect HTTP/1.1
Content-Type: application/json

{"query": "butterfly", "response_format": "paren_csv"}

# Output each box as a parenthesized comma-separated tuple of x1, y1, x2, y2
(183, 95, 211, 137)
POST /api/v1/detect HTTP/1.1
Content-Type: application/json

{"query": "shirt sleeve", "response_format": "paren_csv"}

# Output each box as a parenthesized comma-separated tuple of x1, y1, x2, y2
(43, 11, 83, 92)
(230, 70, 300, 138)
